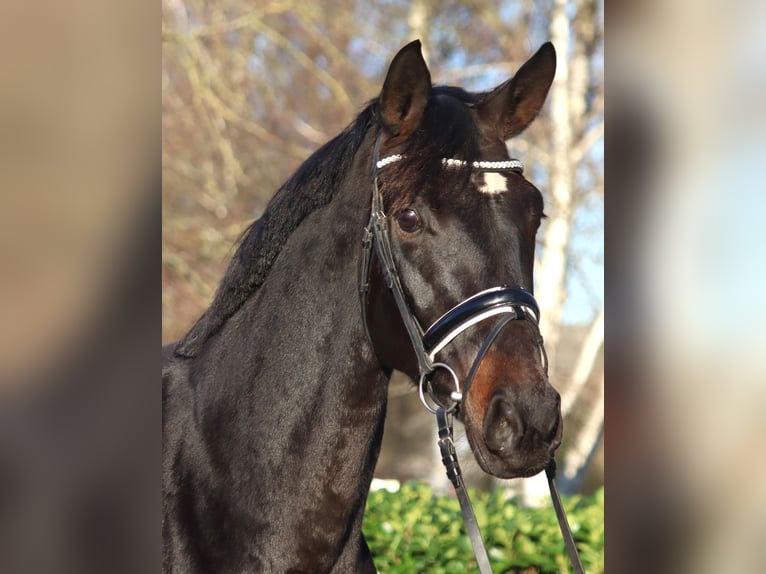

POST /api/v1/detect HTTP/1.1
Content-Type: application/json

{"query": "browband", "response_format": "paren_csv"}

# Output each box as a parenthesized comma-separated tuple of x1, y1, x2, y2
(376, 154, 524, 173)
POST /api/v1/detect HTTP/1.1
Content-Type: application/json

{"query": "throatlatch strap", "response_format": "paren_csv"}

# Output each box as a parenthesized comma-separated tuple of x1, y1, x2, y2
(436, 408, 493, 574)
(545, 459, 586, 574)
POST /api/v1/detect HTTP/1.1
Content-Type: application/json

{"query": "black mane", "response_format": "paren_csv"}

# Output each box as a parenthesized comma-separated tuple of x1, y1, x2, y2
(175, 87, 479, 358)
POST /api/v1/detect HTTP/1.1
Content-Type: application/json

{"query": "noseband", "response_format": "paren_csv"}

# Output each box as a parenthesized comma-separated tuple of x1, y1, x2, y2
(358, 137, 585, 574)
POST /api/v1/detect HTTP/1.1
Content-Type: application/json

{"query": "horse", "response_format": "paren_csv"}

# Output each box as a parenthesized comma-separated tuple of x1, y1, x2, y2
(163, 40, 561, 573)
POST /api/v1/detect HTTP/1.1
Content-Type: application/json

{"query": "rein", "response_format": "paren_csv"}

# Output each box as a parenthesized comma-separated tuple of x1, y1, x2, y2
(359, 137, 585, 573)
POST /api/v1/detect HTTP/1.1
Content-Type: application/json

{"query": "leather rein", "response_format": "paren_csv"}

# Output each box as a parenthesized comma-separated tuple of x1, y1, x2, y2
(358, 137, 585, 573)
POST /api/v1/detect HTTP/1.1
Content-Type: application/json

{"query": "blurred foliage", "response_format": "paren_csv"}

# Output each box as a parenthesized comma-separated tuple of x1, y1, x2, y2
(364, 482, 604, 573)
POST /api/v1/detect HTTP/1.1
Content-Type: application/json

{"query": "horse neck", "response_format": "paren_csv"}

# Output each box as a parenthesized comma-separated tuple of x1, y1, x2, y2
(189, 151, 389, 530)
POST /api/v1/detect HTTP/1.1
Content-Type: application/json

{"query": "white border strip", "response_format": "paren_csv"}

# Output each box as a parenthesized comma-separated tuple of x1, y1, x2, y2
(426, 305, 539, 360)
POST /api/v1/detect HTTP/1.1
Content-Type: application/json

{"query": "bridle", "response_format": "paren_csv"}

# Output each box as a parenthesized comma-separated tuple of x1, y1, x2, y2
(358, 137, 585, 573)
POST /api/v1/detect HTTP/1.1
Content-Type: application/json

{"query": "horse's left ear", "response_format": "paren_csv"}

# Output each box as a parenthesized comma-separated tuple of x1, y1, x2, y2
(477, 42, 556, 140)
(379, 40, 432, 138)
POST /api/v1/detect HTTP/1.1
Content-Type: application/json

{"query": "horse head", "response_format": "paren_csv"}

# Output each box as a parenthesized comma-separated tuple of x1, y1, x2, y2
(364, 40, 561, 479)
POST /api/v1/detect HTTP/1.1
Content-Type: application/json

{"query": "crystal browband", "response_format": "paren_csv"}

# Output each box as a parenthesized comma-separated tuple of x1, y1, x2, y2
(376, 154, 524, 173)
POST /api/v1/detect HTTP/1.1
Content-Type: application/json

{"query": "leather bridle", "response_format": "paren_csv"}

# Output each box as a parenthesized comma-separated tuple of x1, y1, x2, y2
(358, 137, 585, 573)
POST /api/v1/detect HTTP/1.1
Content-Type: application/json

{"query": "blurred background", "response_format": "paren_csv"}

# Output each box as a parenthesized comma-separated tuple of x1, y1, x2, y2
(2, 0, 762, 571)
(607, 1, 766, 571)
(161, 0, 605, 502)
(0, 1, 158, 572)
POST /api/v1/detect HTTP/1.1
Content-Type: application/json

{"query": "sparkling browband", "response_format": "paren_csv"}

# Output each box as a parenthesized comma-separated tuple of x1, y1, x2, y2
(376, 154, 524, 173)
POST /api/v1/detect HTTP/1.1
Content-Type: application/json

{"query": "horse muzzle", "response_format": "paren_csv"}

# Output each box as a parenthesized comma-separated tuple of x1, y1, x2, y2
(473, 384, 562, 478)
(419, 286, 562, 479)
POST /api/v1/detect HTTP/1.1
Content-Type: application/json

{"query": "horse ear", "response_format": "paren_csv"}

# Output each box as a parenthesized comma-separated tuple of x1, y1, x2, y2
(379, 40, 432, 137)
(477, 42, 556, 140)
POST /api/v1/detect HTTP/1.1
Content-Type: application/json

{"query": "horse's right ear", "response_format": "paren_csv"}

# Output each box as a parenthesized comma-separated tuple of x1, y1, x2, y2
(379, 40, 431, 138)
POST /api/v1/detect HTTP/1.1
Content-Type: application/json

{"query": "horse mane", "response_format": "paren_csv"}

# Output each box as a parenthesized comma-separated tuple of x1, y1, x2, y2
(175, 87, 480, 358)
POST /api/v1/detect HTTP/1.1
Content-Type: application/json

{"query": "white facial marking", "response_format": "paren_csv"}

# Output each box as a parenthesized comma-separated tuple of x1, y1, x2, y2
(478, 172, 508, 195)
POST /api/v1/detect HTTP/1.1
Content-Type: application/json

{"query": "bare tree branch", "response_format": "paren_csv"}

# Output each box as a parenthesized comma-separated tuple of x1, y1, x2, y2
(246, 18, 353, 107)
(562, 310, 604, 416)
(572, 119, 604, 164)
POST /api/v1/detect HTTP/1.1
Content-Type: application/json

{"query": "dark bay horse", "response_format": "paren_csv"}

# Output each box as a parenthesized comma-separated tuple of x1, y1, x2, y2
(163, 40, 561, 573)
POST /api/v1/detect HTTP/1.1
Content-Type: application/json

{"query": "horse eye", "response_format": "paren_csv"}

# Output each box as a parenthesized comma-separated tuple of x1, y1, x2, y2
(396, 208, 422, 233)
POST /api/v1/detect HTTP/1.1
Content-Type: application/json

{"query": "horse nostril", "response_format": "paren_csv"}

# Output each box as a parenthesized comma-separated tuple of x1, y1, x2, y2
(483, 395, 523, 455)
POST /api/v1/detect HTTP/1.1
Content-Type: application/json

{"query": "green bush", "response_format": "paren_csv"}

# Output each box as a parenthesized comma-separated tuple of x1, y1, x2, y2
(363, 482, 604, 573)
